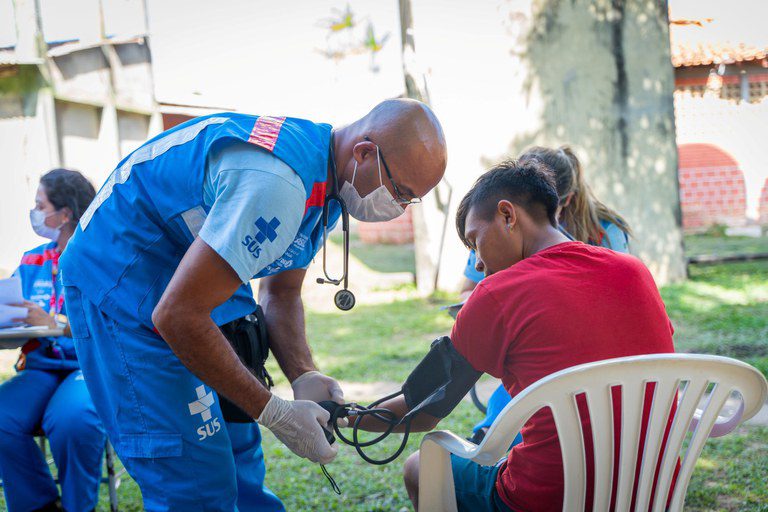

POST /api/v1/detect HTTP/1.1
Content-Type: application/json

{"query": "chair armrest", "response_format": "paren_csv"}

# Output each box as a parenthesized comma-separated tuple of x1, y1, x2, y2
(419, 432, 465, 512)
(424, 429, 512, 467)
(421, 431, 479, 459)
(690, 398, 744, 438)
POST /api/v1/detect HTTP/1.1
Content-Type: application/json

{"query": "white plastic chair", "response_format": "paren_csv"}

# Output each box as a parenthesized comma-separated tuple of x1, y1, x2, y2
(418, 354, 768, 512)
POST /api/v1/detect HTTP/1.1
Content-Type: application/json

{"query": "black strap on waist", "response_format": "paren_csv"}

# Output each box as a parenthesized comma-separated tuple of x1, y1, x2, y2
(218, 305, 273, 423)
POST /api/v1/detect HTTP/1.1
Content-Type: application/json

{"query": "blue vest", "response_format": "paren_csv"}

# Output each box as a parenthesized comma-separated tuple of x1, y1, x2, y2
(61, 113, 341, 331)
(14, 242, 79, 371)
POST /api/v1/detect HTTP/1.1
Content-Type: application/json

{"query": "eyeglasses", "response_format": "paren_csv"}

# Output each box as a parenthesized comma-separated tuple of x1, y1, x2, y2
(364, 136, 422, 206)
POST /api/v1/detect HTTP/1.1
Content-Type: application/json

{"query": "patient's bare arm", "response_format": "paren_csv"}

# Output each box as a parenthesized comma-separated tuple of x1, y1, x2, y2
(350, 395, 441, 433)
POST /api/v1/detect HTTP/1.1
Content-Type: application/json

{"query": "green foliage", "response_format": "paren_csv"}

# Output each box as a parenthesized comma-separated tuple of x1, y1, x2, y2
(316, 4, 390, 71)
(0, 65, 42, 97)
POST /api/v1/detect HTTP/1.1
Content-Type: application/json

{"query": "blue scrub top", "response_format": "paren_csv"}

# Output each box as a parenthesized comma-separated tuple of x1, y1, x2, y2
(13, 241, 79, 371)
(61, 113, 339, 332)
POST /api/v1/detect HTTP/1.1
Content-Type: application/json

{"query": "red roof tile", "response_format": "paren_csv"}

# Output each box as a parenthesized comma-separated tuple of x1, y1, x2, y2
(671, 40, 768, 68)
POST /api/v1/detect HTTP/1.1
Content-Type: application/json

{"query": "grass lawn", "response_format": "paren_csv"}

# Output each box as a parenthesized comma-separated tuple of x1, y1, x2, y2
(266, 292, 454, 387)
(1, 253, 766, 511)
(663, 261, 768, 380)
(330, 231, 416, 275)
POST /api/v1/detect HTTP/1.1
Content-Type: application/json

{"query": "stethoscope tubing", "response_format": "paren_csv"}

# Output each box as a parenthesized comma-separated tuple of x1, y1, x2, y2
(318, 131, 354, 309)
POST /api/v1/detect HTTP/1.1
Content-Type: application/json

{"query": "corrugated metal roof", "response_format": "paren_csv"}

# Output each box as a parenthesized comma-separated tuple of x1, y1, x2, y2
(46, 35, 147, 58)
(159, 103, 235, 115)
(0, 49, 43, 66)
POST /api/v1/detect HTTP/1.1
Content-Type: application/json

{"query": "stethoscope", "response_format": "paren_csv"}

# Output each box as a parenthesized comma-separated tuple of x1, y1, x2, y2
(315, 133, 356, 311)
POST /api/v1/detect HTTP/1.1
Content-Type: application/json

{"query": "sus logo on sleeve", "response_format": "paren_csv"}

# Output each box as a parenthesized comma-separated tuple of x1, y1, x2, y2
(242, 217, 281, 259)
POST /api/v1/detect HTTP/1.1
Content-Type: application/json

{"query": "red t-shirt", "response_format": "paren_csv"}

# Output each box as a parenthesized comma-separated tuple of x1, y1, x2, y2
(451, 242, 676, 512)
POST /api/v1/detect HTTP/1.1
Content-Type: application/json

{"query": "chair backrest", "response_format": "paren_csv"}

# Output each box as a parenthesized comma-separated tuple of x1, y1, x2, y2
(474, 354, 767, 512)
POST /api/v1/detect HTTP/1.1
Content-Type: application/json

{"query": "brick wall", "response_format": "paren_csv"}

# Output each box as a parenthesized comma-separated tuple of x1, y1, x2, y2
(674, 72, 768, 231)
(760, 178, 768, 225)
(358, 208, 414, 244)
(162, 113, 195, 130)
(678, 143, 748, 230)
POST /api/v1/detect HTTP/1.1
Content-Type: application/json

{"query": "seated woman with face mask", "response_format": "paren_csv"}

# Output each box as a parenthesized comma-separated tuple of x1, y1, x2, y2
(0, 169, 106, 512)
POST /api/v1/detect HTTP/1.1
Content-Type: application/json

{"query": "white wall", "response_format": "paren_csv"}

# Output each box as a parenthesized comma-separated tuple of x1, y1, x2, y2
(0, 89, 59, 275)
(55, 101, 119, 186)
(117, 110, 151, 158)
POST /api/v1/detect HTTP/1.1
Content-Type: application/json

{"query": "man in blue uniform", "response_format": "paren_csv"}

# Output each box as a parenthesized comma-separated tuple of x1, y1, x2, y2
(60, 99, 447, 510)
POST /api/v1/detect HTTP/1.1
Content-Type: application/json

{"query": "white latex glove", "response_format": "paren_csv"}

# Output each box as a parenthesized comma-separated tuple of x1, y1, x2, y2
(291, 370, 344, 403)
(257, 394, 338, 464)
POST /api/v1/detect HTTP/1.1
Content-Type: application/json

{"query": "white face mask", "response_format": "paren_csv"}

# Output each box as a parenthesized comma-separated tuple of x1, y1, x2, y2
(30, 209, 64, 240)
(339, 146, 405, 222)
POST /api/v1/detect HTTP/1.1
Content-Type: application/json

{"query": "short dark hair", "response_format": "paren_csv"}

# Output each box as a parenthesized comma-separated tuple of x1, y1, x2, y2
(40, 168, 96, 223)
(456, 159, 559, 247)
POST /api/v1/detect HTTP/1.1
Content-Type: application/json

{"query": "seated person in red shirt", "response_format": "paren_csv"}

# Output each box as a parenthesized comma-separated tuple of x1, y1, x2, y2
(351, 158, 675, 511)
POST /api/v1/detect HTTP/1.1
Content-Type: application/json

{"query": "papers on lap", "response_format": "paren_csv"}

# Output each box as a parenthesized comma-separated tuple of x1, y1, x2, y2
(0, 305, 27, 328)
(0, 277, 25, 327)
(0, 276, 23, 304)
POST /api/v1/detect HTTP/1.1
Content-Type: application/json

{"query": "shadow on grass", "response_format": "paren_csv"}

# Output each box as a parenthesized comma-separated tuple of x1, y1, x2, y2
(684, 234, 768, 259)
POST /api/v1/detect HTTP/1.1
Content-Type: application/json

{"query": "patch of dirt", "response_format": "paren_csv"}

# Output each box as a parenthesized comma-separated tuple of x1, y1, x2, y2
(272, 380, 401, 402)
(683, 344, 768, 358)
(715, 494, 745, 511)
(715, 343, 768, 358)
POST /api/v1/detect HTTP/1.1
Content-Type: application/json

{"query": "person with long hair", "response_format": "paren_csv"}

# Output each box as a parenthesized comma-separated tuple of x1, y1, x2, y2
(526, 145, 631, 250)
(0, 169, 105, 512)
(462, 146, 632, 443)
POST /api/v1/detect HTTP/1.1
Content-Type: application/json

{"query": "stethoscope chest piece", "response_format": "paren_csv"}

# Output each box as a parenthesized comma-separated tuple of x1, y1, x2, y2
(334, 289, 356, 311)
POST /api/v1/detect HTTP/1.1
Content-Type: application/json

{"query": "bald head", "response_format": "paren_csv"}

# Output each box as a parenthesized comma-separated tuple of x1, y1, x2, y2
(335, 98, 447, 201)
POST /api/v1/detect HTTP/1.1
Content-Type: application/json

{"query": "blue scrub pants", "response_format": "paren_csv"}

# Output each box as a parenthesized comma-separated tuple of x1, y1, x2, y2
(450, 455, 515, 512)
(0, 368, 106, 512)
(64, 286, 283, 512)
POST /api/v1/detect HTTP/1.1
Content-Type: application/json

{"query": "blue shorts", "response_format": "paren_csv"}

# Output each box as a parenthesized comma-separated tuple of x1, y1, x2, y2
(451, 454, 516, 512)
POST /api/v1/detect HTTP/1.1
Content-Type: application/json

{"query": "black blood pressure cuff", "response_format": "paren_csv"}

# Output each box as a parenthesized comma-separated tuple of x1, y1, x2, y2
(218, 306, 272, 423)
(402, 336, 482, 419)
